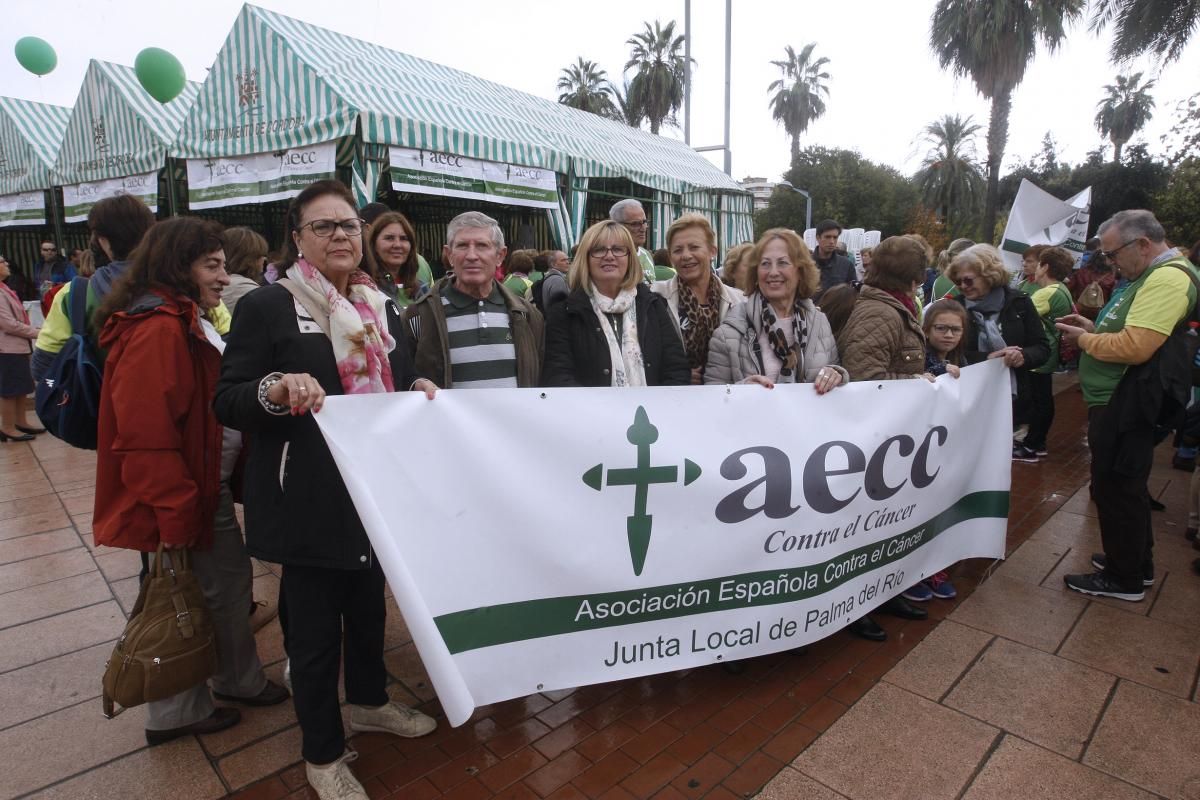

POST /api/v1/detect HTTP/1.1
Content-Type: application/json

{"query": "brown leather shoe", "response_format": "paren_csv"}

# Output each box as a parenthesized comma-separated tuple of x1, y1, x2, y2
(145, 707, 240, 746)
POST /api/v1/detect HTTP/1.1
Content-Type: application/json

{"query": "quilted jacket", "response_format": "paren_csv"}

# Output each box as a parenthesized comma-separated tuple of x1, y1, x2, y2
(704, 293, 847, 384)
(837, 285, 927, 381)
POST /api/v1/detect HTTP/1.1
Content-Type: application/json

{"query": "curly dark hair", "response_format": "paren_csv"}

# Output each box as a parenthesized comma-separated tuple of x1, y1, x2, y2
(95, 216, 225, 330)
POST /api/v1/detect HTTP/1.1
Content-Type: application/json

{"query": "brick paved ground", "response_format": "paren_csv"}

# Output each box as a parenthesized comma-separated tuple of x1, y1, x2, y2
(3, 377, 1194, 799)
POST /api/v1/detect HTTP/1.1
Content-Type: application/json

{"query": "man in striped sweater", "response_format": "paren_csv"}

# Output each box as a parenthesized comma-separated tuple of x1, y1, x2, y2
(403, 211, 543, 388)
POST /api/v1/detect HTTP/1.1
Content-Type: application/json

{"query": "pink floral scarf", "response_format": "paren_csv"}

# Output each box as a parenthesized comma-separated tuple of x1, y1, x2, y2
(286, 259, 396, 394)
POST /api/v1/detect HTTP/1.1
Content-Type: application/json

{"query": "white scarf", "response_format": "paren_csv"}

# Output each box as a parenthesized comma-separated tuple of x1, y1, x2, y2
(589, 288, 646, 387)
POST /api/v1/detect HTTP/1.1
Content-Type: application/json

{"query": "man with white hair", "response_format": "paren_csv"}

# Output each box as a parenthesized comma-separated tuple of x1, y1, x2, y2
(1057, 209, 1199, 601)
(403, 211, 543, 388)
(610, 198, 658, 285)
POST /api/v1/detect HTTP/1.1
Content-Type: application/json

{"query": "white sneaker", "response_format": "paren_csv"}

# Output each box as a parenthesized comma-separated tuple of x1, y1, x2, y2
(348, 700, 437, 738)
(306, 750, 367, 800)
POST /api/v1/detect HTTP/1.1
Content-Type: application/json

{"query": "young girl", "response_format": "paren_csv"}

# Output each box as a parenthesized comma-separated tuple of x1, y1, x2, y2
(922, 299, 968, 378)
(902, 299, 968, 603)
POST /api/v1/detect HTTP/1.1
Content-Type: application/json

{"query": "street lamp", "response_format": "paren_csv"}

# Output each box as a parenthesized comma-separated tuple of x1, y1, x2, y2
(777, 181, 812, 232)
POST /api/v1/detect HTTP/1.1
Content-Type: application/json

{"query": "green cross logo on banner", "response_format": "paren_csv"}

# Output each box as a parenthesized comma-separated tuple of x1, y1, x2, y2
(582, 406, 702, 576)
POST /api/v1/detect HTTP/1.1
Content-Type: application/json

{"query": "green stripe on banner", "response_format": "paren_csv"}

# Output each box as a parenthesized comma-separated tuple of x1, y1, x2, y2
(188, 170, 335, 204)
(434, 490, 1009, 653)
(390, 168, 558, 206)
(1001, 239, 1029, 255)
(0, 207, 45, 223)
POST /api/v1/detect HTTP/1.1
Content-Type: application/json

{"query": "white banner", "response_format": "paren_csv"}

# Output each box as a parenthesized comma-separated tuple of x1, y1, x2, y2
(186, 141, 337, 210)
(1000, 179, 1092, 275)
(389, 147, 558, 209)
(62, 171, 158, 223)
(315, 360, 1012, 726)
(0, 191, 46, 228)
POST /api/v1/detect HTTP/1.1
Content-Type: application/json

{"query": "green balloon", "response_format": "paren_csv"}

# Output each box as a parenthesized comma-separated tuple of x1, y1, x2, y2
(134, 47, 186, 104)
(14, 37, 56, 76)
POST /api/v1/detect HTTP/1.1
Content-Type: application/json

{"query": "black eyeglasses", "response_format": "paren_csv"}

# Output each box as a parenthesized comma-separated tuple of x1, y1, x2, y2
(955, 275, 975, 287)
(623, 220, 648, 229)
(589, 245, 630, 258)
(1101, 239, 1138, 260)
(300, 218, 365, 237)
(931, 324, 963, 335)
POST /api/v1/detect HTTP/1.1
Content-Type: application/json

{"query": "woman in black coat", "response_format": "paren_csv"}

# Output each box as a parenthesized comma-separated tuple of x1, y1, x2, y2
(214, 180, 439, 797)
(946, 243, 1050, 461)
(946, 244, 1049, 368)
(543, 220, 689, 387)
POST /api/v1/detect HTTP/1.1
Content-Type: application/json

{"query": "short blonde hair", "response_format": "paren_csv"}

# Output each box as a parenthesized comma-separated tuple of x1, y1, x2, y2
(744, 228, 820, 300)
(666, 213, 717, 251)
(568, 221, 641, 293)
(947, 244, 1009, 291)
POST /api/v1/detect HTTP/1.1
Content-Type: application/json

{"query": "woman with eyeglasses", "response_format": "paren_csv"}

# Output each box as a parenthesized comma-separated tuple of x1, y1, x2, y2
(542, 220, 689, 387)
(220, 227, 268, 316)
(214, 180, 439, 800)
(946, 244, 1049, 461)
(653, 214, 745, 383)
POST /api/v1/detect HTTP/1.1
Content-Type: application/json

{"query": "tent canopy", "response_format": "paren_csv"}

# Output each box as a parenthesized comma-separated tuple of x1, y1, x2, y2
(0, 98, 71, 195)
(173, 4, 745, 198)
(53, 59, 199, 187)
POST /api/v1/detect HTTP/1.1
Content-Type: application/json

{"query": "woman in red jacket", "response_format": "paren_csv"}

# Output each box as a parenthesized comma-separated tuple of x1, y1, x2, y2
(93, 217, 286, 746)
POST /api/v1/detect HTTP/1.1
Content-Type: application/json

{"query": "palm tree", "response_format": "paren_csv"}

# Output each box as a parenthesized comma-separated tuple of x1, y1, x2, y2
(557, 58, 617, 118)
(606, 78, 645, 128)
(1090, 0, 1200, 64)
(1094, 72, 1156, 162)
(930, 0, 1084, 243)
(624, 20, 690, 134)
(767, 43, 832, 163)
(914, 114, 985, 235)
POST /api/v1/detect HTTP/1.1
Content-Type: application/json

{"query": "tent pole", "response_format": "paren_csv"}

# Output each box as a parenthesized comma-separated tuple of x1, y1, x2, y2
(684, 0, 692, 146)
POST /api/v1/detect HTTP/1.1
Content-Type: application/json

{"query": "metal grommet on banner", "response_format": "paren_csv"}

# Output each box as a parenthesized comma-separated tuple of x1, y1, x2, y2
(540, 392, 546, 399)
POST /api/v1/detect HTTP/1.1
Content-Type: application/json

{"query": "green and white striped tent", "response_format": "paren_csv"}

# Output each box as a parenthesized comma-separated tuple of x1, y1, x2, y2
(53, 59, 199, 222)
(0, 98, 71, 227)
(173, 3, 753, 252)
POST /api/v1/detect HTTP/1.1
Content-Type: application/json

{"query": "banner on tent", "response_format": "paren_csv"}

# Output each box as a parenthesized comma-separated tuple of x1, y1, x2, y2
(62, 171, 158, 223)
(186, 141, 337, 210)
(1000, 179, 1092, 274)
(0, 191, 45, 228)
(389, 147, 558, 210)
(314, 360, 1012, 726)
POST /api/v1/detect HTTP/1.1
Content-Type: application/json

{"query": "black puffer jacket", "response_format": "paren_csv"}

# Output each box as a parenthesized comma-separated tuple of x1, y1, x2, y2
(952, 286, 1049, 370)
(542, 284, 690, 387)
(214, 283, 418, 571)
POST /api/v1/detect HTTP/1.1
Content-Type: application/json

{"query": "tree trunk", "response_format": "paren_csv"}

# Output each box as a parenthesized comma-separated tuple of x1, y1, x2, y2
(791, 135, 800, 166)
(981, 89, 1012, 245)
(1113, 139, 1124, 163)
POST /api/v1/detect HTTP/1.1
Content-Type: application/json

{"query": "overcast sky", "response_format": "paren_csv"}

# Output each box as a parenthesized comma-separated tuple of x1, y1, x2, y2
(4, 0, 1198, 184)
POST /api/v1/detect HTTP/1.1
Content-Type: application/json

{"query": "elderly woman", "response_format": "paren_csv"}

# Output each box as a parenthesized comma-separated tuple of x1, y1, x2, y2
(720, 242, 754, 292)
(835, 235, 934, 638)
(367, 210, 426, 307)
(947, 244, 1049, 459)
(93, 217, 287, 746)
(214, 180, 438, 800)
(0, 254, 41, 440)
(705, 228, 846, 392)
(653, 214, 745, 383)
(838, 236, 932, 381)
(221, 227, 268, 315)
(543, 220, 689, 387)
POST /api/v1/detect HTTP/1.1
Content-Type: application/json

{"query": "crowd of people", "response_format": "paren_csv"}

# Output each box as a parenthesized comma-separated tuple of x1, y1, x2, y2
(2, 180, 1197, 800)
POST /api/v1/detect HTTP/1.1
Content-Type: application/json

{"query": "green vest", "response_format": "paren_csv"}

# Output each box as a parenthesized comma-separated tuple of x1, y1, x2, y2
(1033, 282, 1074, 375)
(1080, 256, 1198, 406)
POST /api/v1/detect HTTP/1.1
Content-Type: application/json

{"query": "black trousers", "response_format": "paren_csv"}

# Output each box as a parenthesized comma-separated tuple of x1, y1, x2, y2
(281, 559, 389, 764)
(1025, 372, 1056, 451)
(1088, 406, 1154, 588)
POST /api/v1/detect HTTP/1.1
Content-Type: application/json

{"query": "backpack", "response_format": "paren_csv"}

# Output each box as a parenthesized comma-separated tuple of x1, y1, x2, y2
(530, 277, 547, 313)
(35, 277, 103, 449)
(1077, 280, 1106, 319)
